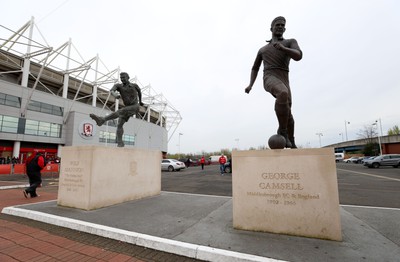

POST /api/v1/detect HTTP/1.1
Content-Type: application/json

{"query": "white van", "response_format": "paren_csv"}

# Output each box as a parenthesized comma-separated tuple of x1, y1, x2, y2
(209, 155, 227, 164)
(335, 153, 344, 162)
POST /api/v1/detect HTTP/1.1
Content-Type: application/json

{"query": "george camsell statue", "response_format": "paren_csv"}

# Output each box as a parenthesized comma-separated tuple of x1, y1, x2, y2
(90, 72, 144, 147)
(245, 16, 302, 148)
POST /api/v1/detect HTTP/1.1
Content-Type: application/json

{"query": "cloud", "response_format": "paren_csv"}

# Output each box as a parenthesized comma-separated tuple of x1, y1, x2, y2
(2, 0, 399, 152)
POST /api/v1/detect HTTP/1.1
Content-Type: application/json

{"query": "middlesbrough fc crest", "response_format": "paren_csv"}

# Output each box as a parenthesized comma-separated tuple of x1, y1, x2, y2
(78, 120, 96, 140)
(82, 123, 93, 137)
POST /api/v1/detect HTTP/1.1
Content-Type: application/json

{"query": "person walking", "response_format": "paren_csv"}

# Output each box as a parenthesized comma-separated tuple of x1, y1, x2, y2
(245, 16, 302, 148)
(200, 156, 205, 170)
(23, 152, 45, 198)
(219, 154, 226, 175)
(186, 158, 191, 168)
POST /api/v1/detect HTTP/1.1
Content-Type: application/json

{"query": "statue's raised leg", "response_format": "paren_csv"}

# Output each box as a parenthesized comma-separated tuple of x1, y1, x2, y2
(90, 114, 105, 126)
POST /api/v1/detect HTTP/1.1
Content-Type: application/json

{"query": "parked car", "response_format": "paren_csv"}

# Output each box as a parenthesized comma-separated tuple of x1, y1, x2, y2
(180, 157, 211, 166)
(179, 158, 199, 167)
(343, 157, 359, 163)
(224, 159, 232, 173)
(191, 158, 200, 166)
(161, 159, 186, 172)
(363, 154, 400, 168)
(355, 157, 365, 164)
(335, 153, 344, 162)
(361, 156, 374, 164)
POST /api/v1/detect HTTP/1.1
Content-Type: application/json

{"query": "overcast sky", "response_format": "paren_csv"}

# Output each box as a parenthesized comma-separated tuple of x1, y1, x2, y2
(2, 0, 399, 154)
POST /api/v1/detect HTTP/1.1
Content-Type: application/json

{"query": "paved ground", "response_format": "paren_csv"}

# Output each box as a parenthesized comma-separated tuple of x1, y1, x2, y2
(336, 162, 400, 208)
(0, 174, 202, 262)
(1, 165, 400, 261)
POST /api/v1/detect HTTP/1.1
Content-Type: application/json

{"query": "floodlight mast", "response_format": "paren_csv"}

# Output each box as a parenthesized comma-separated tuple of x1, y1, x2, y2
(1, 17, 182, 142)
(372, 120, 382, 155)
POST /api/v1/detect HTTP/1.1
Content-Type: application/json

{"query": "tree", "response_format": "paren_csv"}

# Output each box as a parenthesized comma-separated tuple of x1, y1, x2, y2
(357, 125, 378, 144)
(388, 125, 400, 135)
(362, 142, 379, 156)
(220, 148, 231, 158)
(357, 125, 380, 156)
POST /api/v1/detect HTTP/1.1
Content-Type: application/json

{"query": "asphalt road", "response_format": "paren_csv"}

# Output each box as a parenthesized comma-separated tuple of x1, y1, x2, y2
(336, 162, 400, 208)
(162, 163, 400, 208)
(3, 162, 399, 209)
(162, 164, 233, 196)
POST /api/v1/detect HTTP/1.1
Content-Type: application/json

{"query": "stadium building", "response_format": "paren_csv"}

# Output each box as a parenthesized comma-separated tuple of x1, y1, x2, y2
(0, 18, 181, 163)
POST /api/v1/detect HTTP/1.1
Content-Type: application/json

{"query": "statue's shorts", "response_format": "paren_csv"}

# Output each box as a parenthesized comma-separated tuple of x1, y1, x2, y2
(119, 104, 140, 122)
(263, 70, 292, 105)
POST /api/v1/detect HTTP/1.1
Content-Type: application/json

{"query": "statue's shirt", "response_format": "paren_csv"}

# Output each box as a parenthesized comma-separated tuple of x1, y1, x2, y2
(115, 83, 139, 106)
(252, 39, 301, 93)
(252, 38, 302, 72)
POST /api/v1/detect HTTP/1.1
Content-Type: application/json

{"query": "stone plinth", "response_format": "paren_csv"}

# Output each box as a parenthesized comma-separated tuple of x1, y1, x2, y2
(232, 148, 342, 241)
(58, 146, 161, 210)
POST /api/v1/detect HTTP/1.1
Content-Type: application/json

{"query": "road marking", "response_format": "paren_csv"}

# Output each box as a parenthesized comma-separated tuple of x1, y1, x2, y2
(338, 183, 360, 186)
(341, 204, 400, 211)
(162, 191, 232, 199)
(337, 168, 400, 182)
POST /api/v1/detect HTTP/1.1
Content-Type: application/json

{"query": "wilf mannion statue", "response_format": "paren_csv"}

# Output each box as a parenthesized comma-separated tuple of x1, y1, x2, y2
(245, 16, 302, 149)
(90, 72, 144, 147)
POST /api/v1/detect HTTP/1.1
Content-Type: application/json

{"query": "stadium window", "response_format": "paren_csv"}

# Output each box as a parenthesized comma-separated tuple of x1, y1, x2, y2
(38, 122, 51, 136)
(41, 103, 53, 114)
(25, 119, 39, 135)
(99, 132, 134, 145)
(99, 130, 106, 142)
(27, 101, 41, 111)
(123, 134, 135, 146)
(99, 131, 116, 144)
(50, 123, 61, 137)
(0, 93, 21, 108)
(52, 106, 63, 116)
(24, 119, 61, 137)
(0, 115, 19, 133)
(27, 100, 63, 116)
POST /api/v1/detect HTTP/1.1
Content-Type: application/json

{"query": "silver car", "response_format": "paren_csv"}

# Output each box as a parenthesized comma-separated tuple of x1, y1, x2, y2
(161, 159, 186, 172)
(363, 154, 400, 168)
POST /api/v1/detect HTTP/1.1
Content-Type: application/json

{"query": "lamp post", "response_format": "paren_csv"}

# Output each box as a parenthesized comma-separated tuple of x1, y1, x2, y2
(339, 133, 344, 142)
(372, 121, 382, 155)
(178, 133, 183, 159)
(344, 120, 350, 141)
(316, 133, 323, 148)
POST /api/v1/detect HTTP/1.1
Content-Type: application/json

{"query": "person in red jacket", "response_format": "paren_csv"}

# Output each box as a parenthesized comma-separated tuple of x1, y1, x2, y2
(23, 152, 45, 198)
(200, 156, 206, 170)
(219, 154, 227, 175)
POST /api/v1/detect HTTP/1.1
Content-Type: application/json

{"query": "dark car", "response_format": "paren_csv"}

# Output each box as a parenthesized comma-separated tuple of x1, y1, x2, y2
(191, 158, 200, 166)
(224, 159, 232, 173)
(179, 158, 199, 167)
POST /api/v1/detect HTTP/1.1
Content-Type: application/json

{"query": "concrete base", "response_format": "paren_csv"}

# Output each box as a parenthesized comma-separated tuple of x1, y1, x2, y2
(57, 145, 161, 210)
(232, 148, 342, 241)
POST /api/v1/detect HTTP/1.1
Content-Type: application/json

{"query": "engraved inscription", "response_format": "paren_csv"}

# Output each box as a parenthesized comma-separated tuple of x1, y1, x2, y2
(246, 172, 320, 206)
(60, 160, 85, 193)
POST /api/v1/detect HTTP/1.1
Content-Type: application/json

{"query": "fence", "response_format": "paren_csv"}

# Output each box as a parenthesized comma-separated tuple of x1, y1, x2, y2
(0, 164, 60, 177)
